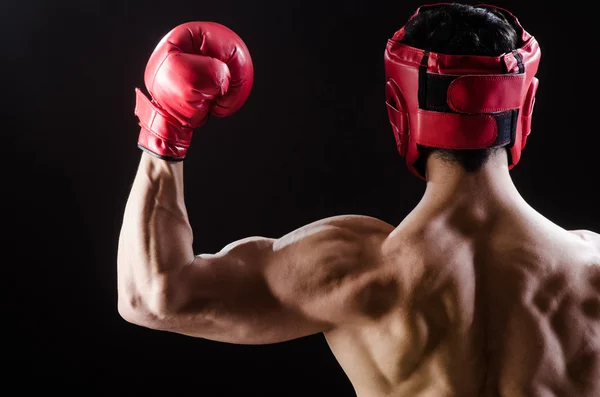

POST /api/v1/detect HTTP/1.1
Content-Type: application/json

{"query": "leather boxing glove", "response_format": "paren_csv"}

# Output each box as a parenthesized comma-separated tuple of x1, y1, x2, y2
(134, 22, 254, 160)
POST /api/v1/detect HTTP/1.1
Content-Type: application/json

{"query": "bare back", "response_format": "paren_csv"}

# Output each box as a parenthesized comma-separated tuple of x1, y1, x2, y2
(118, 155, 600, 397)
(325, 208, 600, 397)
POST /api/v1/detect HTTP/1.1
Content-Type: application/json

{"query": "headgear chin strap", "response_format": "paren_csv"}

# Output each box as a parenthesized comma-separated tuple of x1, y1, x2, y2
(384, 3, 541, 179)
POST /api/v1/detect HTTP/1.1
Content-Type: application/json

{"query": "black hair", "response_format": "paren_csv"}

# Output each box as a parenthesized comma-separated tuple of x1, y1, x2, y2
(401, 3, 521, 173)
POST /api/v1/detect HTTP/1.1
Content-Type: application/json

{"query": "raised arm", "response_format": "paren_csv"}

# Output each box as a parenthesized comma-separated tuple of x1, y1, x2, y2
(118, 21, 396, 344)
(117, 154, 395, 344)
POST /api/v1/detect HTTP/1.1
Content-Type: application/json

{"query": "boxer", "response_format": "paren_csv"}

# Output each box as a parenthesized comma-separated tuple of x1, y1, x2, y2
(117, 4, 600, 396)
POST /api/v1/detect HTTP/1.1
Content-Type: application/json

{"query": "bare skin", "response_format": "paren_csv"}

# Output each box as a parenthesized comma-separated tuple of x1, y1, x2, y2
(117, 149, 600, 397)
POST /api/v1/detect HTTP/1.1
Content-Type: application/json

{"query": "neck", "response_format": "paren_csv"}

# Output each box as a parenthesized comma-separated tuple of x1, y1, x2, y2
(412, 150, 527, 229)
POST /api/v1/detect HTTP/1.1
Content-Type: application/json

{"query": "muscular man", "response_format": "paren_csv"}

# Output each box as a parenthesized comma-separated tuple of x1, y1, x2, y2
(117, 4, 600, 396)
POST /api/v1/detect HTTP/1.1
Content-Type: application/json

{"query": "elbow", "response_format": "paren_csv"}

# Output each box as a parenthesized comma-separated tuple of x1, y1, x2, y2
(117, 279, 184, 329)
(117, 291, 153, 327)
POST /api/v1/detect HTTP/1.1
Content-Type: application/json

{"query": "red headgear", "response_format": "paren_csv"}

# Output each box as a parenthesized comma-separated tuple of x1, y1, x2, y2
(384, 4, 541, 179)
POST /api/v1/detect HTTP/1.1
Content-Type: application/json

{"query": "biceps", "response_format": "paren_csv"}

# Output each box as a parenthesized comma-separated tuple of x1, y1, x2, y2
(178, 252, 275, 316)
(166, 250, 331, 344)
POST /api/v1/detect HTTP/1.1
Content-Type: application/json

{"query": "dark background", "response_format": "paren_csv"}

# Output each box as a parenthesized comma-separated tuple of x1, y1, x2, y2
(5, 0, 598, 394)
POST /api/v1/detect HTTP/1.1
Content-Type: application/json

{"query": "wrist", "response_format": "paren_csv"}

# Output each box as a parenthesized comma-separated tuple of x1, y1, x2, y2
(140, 151, 184, 182)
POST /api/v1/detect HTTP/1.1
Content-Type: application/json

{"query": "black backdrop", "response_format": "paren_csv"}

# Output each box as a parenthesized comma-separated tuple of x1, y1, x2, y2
(5, 0, 599, 395)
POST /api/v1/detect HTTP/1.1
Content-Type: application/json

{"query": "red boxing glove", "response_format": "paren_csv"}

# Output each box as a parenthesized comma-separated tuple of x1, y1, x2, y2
(134, 22, 254, 160)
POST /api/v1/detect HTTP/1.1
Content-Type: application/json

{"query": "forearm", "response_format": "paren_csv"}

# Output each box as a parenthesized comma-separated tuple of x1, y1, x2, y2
(117, 153, 195, 317)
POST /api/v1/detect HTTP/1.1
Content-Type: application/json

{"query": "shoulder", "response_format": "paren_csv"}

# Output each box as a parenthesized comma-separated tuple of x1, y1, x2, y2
(570, 229, 600, 243)
(304, 214, 396, 233)
(274, 215, 395, 250)
(569, 229, 600, 255)
(268, 216, 398, 323)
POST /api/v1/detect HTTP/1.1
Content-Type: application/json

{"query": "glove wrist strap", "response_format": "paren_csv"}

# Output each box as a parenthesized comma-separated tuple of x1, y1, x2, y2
(134, 88, 193, 160)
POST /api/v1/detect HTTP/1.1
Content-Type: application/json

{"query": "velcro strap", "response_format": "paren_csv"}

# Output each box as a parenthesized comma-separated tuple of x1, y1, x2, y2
(134, 88, 192, 147)
(413, 110, 498, 149)
(447, 74, 526, 113)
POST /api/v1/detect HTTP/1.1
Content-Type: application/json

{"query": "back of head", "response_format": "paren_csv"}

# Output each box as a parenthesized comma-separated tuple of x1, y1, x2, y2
(400, 3, 521, 173)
